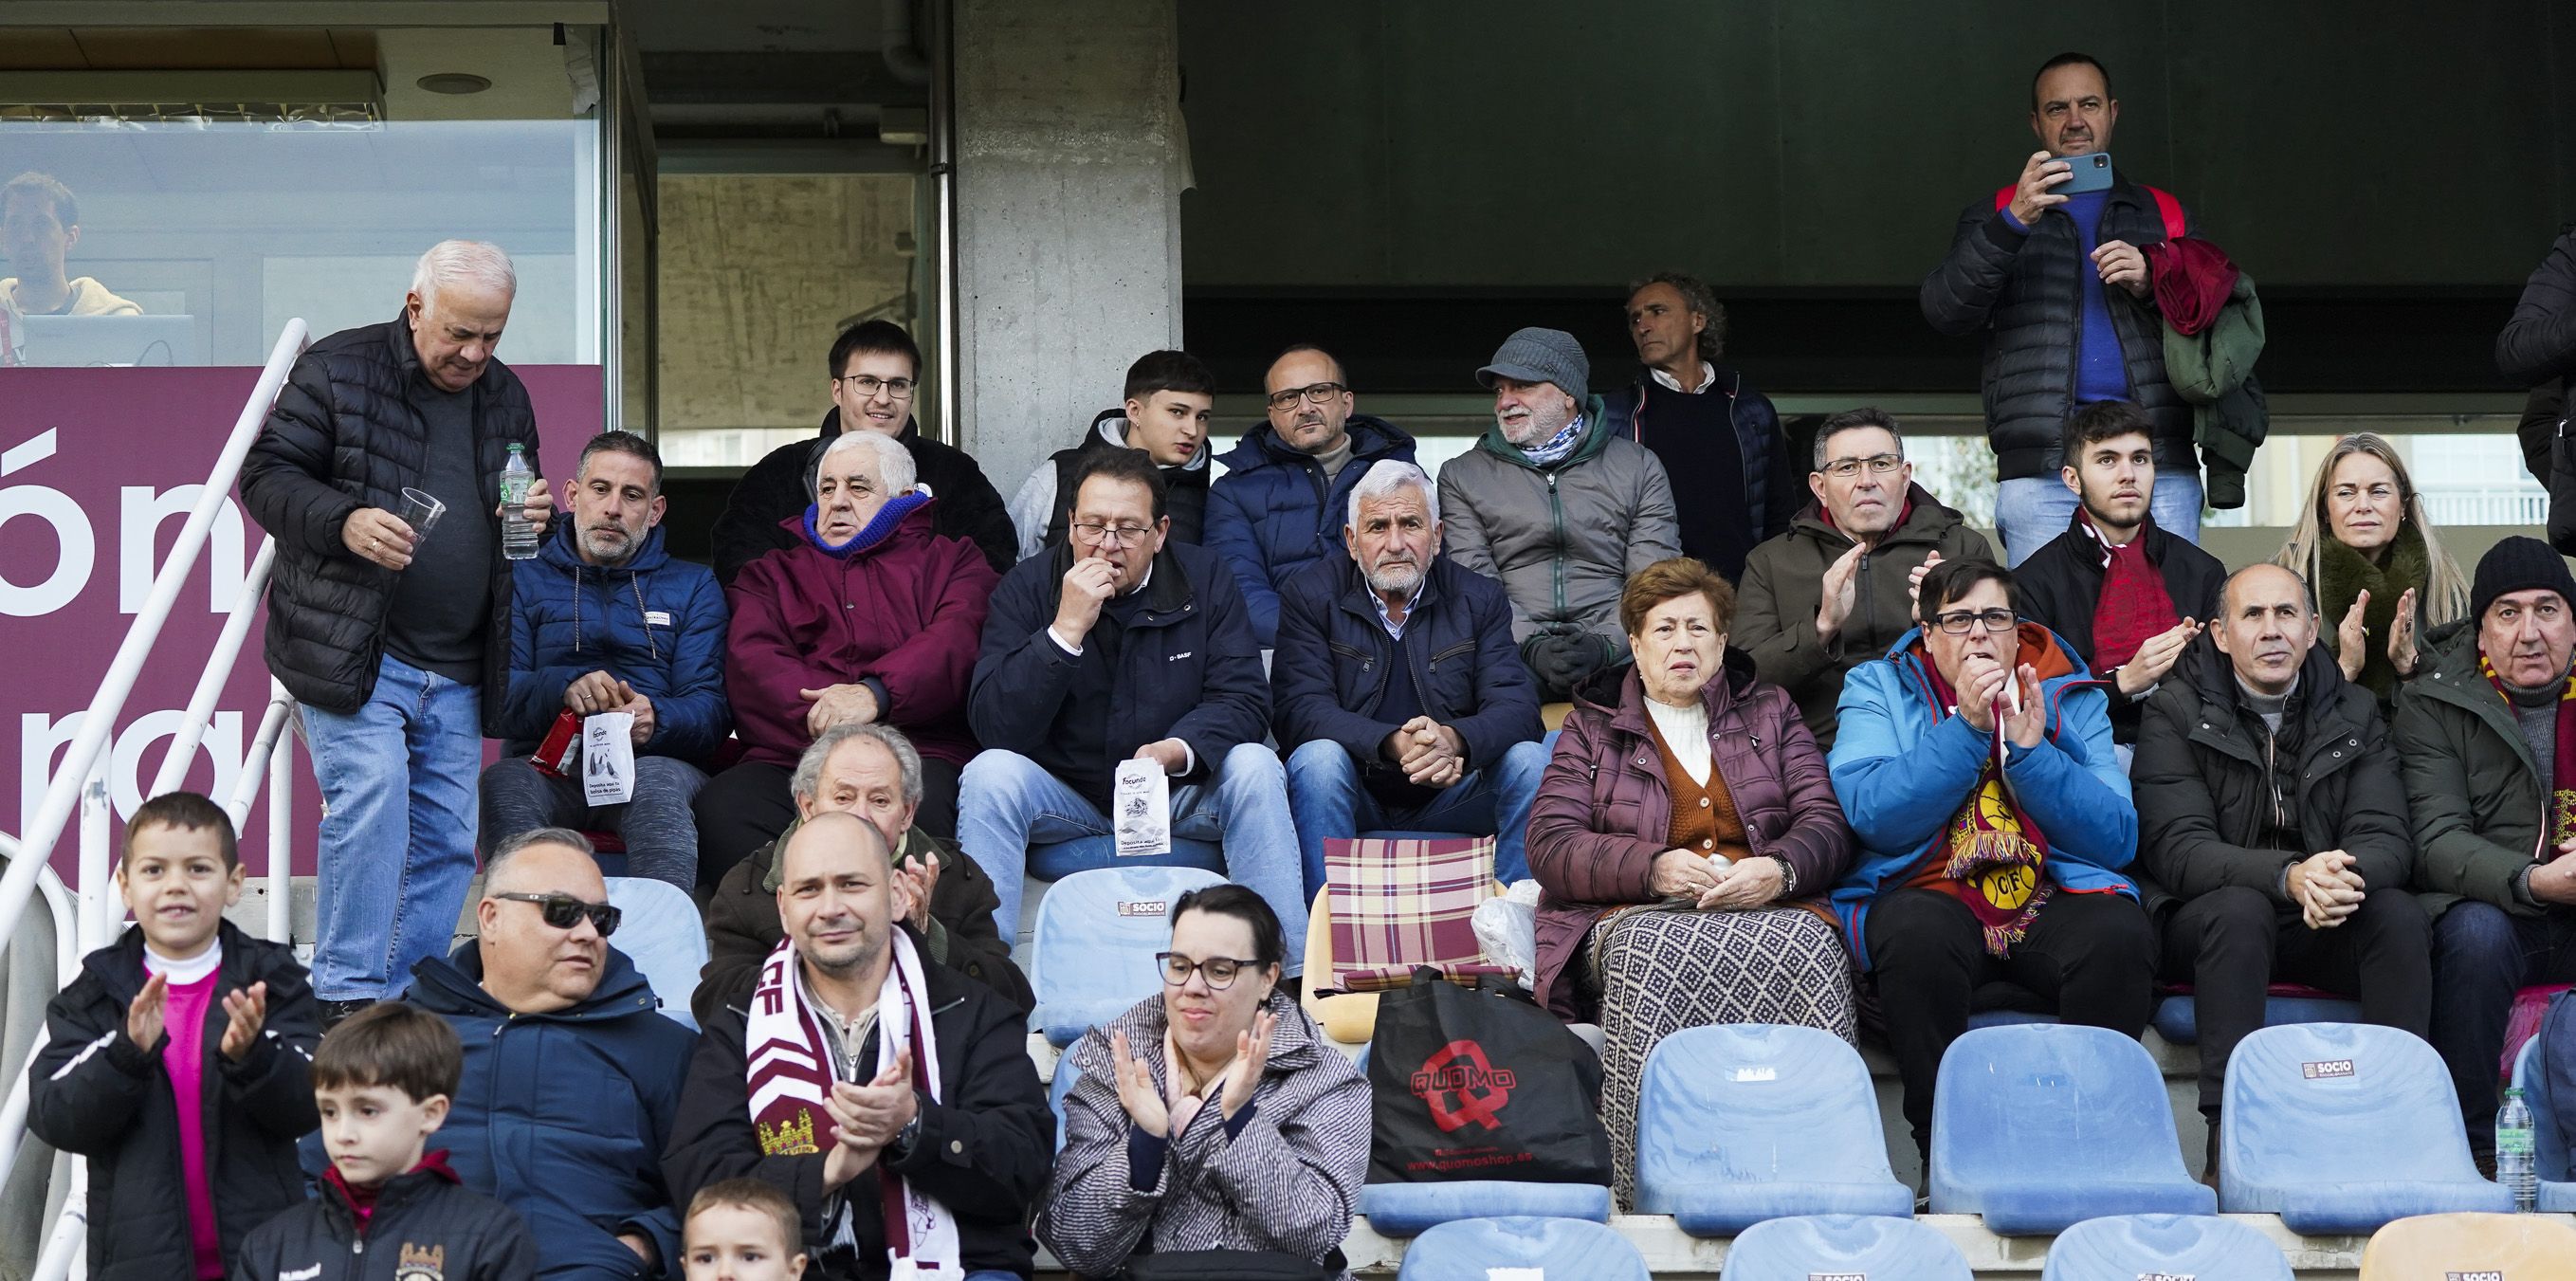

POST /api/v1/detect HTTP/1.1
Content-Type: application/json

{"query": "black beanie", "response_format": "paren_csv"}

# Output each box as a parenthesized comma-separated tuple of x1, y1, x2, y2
(2471, 536, 2576, 624)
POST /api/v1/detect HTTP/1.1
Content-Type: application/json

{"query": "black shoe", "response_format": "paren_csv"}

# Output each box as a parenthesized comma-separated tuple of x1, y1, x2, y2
(318, 997, 376, 1031)
(2201, 1119, 2222, 1191)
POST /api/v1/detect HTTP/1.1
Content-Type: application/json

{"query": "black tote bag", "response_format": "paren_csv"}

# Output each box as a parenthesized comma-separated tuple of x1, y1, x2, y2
(1364, 968, 1613, 1185)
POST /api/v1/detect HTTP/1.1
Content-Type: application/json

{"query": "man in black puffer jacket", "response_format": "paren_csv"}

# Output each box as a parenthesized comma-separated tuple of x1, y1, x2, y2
(238, 240, 550, 1019)
(1920, 51, 2202, 565)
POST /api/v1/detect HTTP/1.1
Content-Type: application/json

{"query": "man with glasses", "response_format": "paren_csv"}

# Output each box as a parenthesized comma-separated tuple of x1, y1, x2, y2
(961, 449, 1306, 960)
(1827, 558, 2154, 1176)
(1734, 408, 1995, 749)
(1009, 349, 1217, 559)
(403, 828, 698, 1278)
(711, 320, 1018, 584)
(1600, 271, 1794, 581)
(1205, 343, 1417, 647)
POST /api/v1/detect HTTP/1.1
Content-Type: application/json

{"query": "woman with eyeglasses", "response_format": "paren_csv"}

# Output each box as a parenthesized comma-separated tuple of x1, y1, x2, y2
(2272, 433, 2470, 710)
(1526, 557, 1857, 1207)
(1041, 885, 1367, 1280)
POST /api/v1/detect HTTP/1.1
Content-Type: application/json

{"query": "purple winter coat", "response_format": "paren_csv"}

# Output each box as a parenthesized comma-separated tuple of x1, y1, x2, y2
(1526, 649, 1855, 1018)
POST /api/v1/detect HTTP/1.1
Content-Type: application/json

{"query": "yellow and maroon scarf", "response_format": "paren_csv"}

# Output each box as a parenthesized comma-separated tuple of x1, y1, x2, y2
(2482, 653, 2576, 849)
(1909, 626, 2075, 957)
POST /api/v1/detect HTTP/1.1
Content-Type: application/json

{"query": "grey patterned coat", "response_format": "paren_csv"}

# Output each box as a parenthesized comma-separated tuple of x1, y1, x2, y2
(1037, 991, 1368, 1277)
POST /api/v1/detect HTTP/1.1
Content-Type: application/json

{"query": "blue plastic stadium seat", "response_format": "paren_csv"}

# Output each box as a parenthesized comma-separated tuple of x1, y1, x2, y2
(603, 876, 707, 1032)
(2151, 987, 2363, 1045)
(1930, 1024, 2216, 1233)
(1721, 1214, 1973, 1281)
(1395, 1216, 1648, 1281)
(1049, 1050, 1081, 1153)
(1361, 1183, 1614, 1237)
(2040, 1214, 2292, 1281)
(1965, 979, 2060, 1031)
(1027, 835, 1226, 882)
(2510, 1038, 2576, 1212)
(1633, 1024, 1912, 1235)
(2220, 1023, 2512, 1233)
(1029, 866, 1228, 1047)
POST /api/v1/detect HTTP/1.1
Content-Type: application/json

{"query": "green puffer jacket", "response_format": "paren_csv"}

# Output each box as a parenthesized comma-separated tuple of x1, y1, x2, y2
(2393, 622, 2549, 922)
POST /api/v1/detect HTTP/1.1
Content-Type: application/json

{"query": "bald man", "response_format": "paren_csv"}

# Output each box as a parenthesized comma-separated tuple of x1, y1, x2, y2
(2131, 563, 2429, 1181)
(665, 812, 1051, 1280)
(401, 828, 698, 1278)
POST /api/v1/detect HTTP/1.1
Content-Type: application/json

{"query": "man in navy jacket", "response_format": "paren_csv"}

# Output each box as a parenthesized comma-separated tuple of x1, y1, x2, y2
(1271, 461, 1547, 890)
(480, 430, 728, 891)
(959, 449, 1306, 960)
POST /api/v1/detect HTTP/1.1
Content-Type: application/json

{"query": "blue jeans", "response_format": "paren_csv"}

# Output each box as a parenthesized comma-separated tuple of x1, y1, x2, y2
(476, 755, 708, 890)
(957, 743, 1308, 975)
(1283, 736, 1552, 893)
(301, 654, 484, 1001)
(1993, 470, 2204, 567)
(2429, 900, 2576, 1159)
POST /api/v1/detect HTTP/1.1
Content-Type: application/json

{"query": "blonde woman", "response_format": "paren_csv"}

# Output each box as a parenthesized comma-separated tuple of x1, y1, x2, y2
(2275, 433, 2469, 706)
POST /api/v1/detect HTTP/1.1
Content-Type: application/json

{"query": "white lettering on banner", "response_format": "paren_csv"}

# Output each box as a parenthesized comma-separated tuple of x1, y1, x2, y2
(21, 709, 245, 825)
(0, 430, 256, 617)
(0, 429, 93, 616)
(119, 485, 248, 614)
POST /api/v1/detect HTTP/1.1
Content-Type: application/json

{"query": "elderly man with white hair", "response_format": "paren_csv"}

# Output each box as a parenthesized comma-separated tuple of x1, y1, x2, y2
(1270, 460, 1549, 891)
(693, 428, 1001, 891)
(241, 238, 553, 1025)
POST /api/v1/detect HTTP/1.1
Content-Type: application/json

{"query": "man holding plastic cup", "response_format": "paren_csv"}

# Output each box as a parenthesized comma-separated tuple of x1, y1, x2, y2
(240, 238, 554, 1027)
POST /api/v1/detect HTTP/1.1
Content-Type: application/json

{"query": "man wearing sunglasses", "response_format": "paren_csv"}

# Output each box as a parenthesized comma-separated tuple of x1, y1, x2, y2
(1734, 408, 1996, 749)
(404, 828, 698, 1278)
(1203, 343, 1418, 647)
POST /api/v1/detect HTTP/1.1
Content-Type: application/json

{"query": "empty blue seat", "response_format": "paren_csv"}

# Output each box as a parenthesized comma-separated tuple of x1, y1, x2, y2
(1721, 1214, 1972, 1281)
(2510, 1038, 2576, 1212)
(1361, 1183, 1614, 1237)
(2040, 1214, 2292, 1281)
(603, 876, 707, 1031)
(2220, 1022, 2512, 1233)
(1395, 1216, 1647, 1281)
(1633, 1024, 1912, 1235)
(1931, 1024, 2215, 1233)
(2151, 988, 2362, 1045)
(1029, 866, 1228, 1046)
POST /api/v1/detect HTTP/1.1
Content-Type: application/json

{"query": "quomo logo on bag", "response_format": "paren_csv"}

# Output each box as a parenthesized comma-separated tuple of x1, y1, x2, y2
(1409, 1037, 1517, 1132)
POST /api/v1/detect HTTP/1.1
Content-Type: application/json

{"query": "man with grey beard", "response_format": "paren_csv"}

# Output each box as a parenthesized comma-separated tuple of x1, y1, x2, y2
(1271, 461, 1548, 892)
(1436, 327, 1680, 701)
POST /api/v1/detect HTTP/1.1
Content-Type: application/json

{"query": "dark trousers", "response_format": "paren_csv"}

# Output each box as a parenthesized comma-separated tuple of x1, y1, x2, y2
(2158, 885, 2432, 1116)
(1866, 887, 2157, 1151)
(2430, 900, 2576, 1159)
(690, 755, 962, 892)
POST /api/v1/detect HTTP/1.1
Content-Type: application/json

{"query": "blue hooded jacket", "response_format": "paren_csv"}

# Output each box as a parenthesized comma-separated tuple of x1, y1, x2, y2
(1202, 413, 1416, 646)
(1824, 625, 2137, 969)
(500, 519, 730, 759)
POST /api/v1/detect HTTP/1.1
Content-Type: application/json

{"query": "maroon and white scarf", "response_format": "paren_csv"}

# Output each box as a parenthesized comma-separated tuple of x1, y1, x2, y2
(746, 929, 959, 1277)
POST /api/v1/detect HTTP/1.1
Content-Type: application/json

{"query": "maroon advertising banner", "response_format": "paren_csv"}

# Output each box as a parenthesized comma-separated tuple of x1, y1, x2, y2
(2, 364, 606, 877)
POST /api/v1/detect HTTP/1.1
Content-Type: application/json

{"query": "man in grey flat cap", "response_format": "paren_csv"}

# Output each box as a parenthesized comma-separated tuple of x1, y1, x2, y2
(1436, 326, 1681, 701)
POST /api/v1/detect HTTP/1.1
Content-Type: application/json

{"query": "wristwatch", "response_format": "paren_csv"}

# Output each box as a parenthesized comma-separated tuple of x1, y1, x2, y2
(886, 1096, 925, 1161)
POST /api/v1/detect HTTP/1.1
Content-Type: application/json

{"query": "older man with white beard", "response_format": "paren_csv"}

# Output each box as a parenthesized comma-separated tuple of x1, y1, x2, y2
(1271, 462, 1548, 893)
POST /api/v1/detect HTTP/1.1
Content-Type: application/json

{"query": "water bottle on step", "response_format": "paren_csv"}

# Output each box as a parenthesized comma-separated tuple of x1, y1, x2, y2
(2498, 1085, 2537, 1212)
(501, 443, 539, 559)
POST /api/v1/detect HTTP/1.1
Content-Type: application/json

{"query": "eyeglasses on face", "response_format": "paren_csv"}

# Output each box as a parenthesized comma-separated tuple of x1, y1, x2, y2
(834, 374, 917, 399)
(1265, 381, 1348, 411)
(1933, 608, 2019, 635)
(1070, 520, 1154, 547)
(1818, 452, 1904, 480)
(1156, 951, 1255, 989)
(491, 891, 621, 937)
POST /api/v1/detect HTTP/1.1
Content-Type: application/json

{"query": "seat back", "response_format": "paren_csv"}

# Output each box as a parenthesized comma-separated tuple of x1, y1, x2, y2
(1395, 1216, 1648, 1281)
(1049, 1050, 1082, 1153)
(2359, 1212, 2576, 1281)
(2513, 1037, 2570, 1182)
(1931, 1024, 2191, 1198)
(603, 876, 708, 1031)
(1722, 1214, 1973, 1281)
(1030, 866, 1228, 1047)
(2040, 1214, 2293, 1281)
(2221, 1023, 2482, 1210)
(1633, 1024, 1895, 1213)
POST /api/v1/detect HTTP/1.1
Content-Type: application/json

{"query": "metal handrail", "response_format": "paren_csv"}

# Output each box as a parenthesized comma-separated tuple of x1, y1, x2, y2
(146, 536, 279, 798)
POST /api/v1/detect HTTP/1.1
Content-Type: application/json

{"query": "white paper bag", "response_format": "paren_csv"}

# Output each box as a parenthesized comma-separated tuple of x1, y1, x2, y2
(1112, 757, 1172, 857)
(583, 712, 636, 806)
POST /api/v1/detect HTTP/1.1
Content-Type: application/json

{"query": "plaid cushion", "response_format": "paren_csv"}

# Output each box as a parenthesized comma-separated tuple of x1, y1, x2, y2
(1324, 835, 1507, 994)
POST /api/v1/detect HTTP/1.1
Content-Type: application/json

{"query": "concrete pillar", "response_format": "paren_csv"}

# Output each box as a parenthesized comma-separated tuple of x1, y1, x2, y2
(953, 0, 1186, 498)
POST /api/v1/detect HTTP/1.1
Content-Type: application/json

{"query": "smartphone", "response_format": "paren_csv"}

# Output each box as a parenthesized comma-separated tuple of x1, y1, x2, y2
(2055, 152, 2114, 195)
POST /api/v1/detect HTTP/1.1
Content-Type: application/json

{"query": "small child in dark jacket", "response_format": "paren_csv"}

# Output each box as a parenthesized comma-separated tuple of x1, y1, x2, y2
(28, 792, 320, 1278)
(231, 1003, 537, 1280)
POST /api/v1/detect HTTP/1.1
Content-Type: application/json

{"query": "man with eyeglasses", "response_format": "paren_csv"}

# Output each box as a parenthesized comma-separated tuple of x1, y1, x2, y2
(962, 448, 1307, 961)
(1008, 349, 1217, 560)
(667, 812, 1051, 1280)
(403, 828, 699, 1278)
(1734, 408, 1995, 749)
(1600, 271, 1795, 581)
(1827, 558, 2153, 1178)
(1204, 343, 1417, 647)
(711, 320, 1018, 585)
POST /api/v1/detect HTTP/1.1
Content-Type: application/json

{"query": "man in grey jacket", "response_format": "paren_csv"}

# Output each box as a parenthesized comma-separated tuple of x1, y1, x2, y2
(1437, 327, 1681, 701)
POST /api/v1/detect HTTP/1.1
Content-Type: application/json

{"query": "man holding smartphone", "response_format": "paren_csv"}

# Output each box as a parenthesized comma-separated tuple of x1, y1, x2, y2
(1921, 51, 2203, 566)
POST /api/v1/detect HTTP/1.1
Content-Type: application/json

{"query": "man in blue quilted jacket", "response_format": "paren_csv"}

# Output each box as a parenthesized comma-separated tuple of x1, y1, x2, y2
(479, 430, 729, 890)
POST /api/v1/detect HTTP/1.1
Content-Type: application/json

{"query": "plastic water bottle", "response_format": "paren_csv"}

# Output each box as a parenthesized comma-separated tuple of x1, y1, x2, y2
(501, 444, 539, 559)
(2499, 1086, 2538, 1212)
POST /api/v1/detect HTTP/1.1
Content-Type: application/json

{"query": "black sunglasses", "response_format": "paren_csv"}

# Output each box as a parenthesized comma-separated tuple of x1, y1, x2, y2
(491, 891, 620, 937)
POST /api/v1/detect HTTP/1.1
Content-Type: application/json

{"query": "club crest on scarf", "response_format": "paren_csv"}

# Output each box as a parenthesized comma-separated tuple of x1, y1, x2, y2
(2478, 654, 2576, 847)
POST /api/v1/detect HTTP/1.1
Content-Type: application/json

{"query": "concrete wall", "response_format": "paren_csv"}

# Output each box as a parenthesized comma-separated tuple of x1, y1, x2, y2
(1177, 1, 2576, 289)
